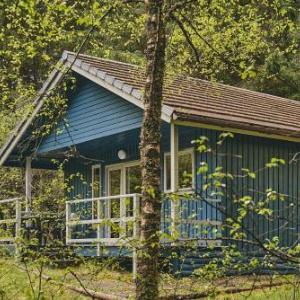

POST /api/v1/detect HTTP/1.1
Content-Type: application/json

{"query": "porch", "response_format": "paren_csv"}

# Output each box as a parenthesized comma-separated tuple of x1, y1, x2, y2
(0, 193, 222, 251)
(0, 123, 223, 277)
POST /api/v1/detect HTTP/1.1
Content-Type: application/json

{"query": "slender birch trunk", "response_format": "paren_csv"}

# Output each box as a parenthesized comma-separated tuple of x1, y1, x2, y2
(136, 0, 166, 299)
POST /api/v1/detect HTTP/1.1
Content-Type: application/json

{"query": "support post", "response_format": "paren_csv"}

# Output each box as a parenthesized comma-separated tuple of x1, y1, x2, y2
(65, 202, 70, 244)
(97, 199, 101, 256)
(170, 123, 179, 237)
(132, 194, 140, 280)
(25, 156, 32, 213)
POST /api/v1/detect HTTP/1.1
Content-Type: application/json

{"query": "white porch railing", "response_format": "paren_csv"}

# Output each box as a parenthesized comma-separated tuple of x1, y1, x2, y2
(0, 197, 23, 244)
(66, 193, 222, 250)
(66, 193, 141, 253)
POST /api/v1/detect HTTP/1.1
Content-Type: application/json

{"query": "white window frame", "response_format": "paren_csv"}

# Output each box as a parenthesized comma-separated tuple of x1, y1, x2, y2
(105, 160, 140, 196)
(164, 147, 195, 193)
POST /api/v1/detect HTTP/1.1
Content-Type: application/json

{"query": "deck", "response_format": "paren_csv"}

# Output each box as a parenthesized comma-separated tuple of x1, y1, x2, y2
(0, 193, 221, 248)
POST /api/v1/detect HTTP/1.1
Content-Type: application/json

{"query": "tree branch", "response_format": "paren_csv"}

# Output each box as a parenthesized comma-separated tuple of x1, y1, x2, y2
(177, 12, 241, 74)
(170, 13, 201, 64)
(166, 0, 198, 17)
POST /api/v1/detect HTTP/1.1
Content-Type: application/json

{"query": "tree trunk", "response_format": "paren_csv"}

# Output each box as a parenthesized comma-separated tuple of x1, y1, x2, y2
(136, 0, 166, 299)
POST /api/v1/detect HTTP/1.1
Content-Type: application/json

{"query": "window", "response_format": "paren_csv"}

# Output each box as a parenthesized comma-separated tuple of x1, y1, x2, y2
(164, 148, 195, 192)
(107, 162, 141, 195)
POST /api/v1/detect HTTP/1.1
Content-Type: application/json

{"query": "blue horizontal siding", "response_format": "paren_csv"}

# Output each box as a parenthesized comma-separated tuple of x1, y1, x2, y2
(38, 77, 143, 153)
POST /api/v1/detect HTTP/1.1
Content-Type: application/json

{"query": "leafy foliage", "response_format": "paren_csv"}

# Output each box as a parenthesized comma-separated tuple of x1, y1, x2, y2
(1, 1, 300, 298)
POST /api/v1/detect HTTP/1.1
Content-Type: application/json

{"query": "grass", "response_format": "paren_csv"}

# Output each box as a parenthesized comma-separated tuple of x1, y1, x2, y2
(0, 257, 299, 300)
(0, 257, 134, 300)
(0, 258, 86, 300)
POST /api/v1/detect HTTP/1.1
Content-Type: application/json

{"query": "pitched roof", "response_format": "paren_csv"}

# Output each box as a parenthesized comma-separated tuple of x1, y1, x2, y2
(1, 50, 300, 166)
(68, 51, 300, 139)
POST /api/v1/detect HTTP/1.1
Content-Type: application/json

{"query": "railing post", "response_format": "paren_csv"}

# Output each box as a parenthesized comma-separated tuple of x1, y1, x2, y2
(15, 198, 21, 256)
(170, 123, 179, 238)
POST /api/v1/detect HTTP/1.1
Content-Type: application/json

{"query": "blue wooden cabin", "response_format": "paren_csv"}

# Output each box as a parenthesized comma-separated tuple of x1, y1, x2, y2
(2, 51, 300, 274)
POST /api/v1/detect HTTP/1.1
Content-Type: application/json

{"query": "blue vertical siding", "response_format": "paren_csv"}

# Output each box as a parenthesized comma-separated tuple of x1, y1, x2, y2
(219, 134, 300, 250)
(63, 120, 300, 251)
(65, 126, 221, 243)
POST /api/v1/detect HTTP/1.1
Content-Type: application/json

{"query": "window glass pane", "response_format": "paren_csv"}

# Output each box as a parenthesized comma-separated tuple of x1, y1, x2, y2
(108, 169, 121, 233)
(126, 221, 134, 237)
(92, 166, 101, 220)
(126, 165, 142, 194)
(165, 155, 171, 191)
(111, 199, 120, 218)
(92, 200, 106, 222)
(179, 152, 193, 189)
(109, 169, 121, 196)
(125, 165, 141, 217)
(111, 221, 120, 238)
(92, 167, 101, 198)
